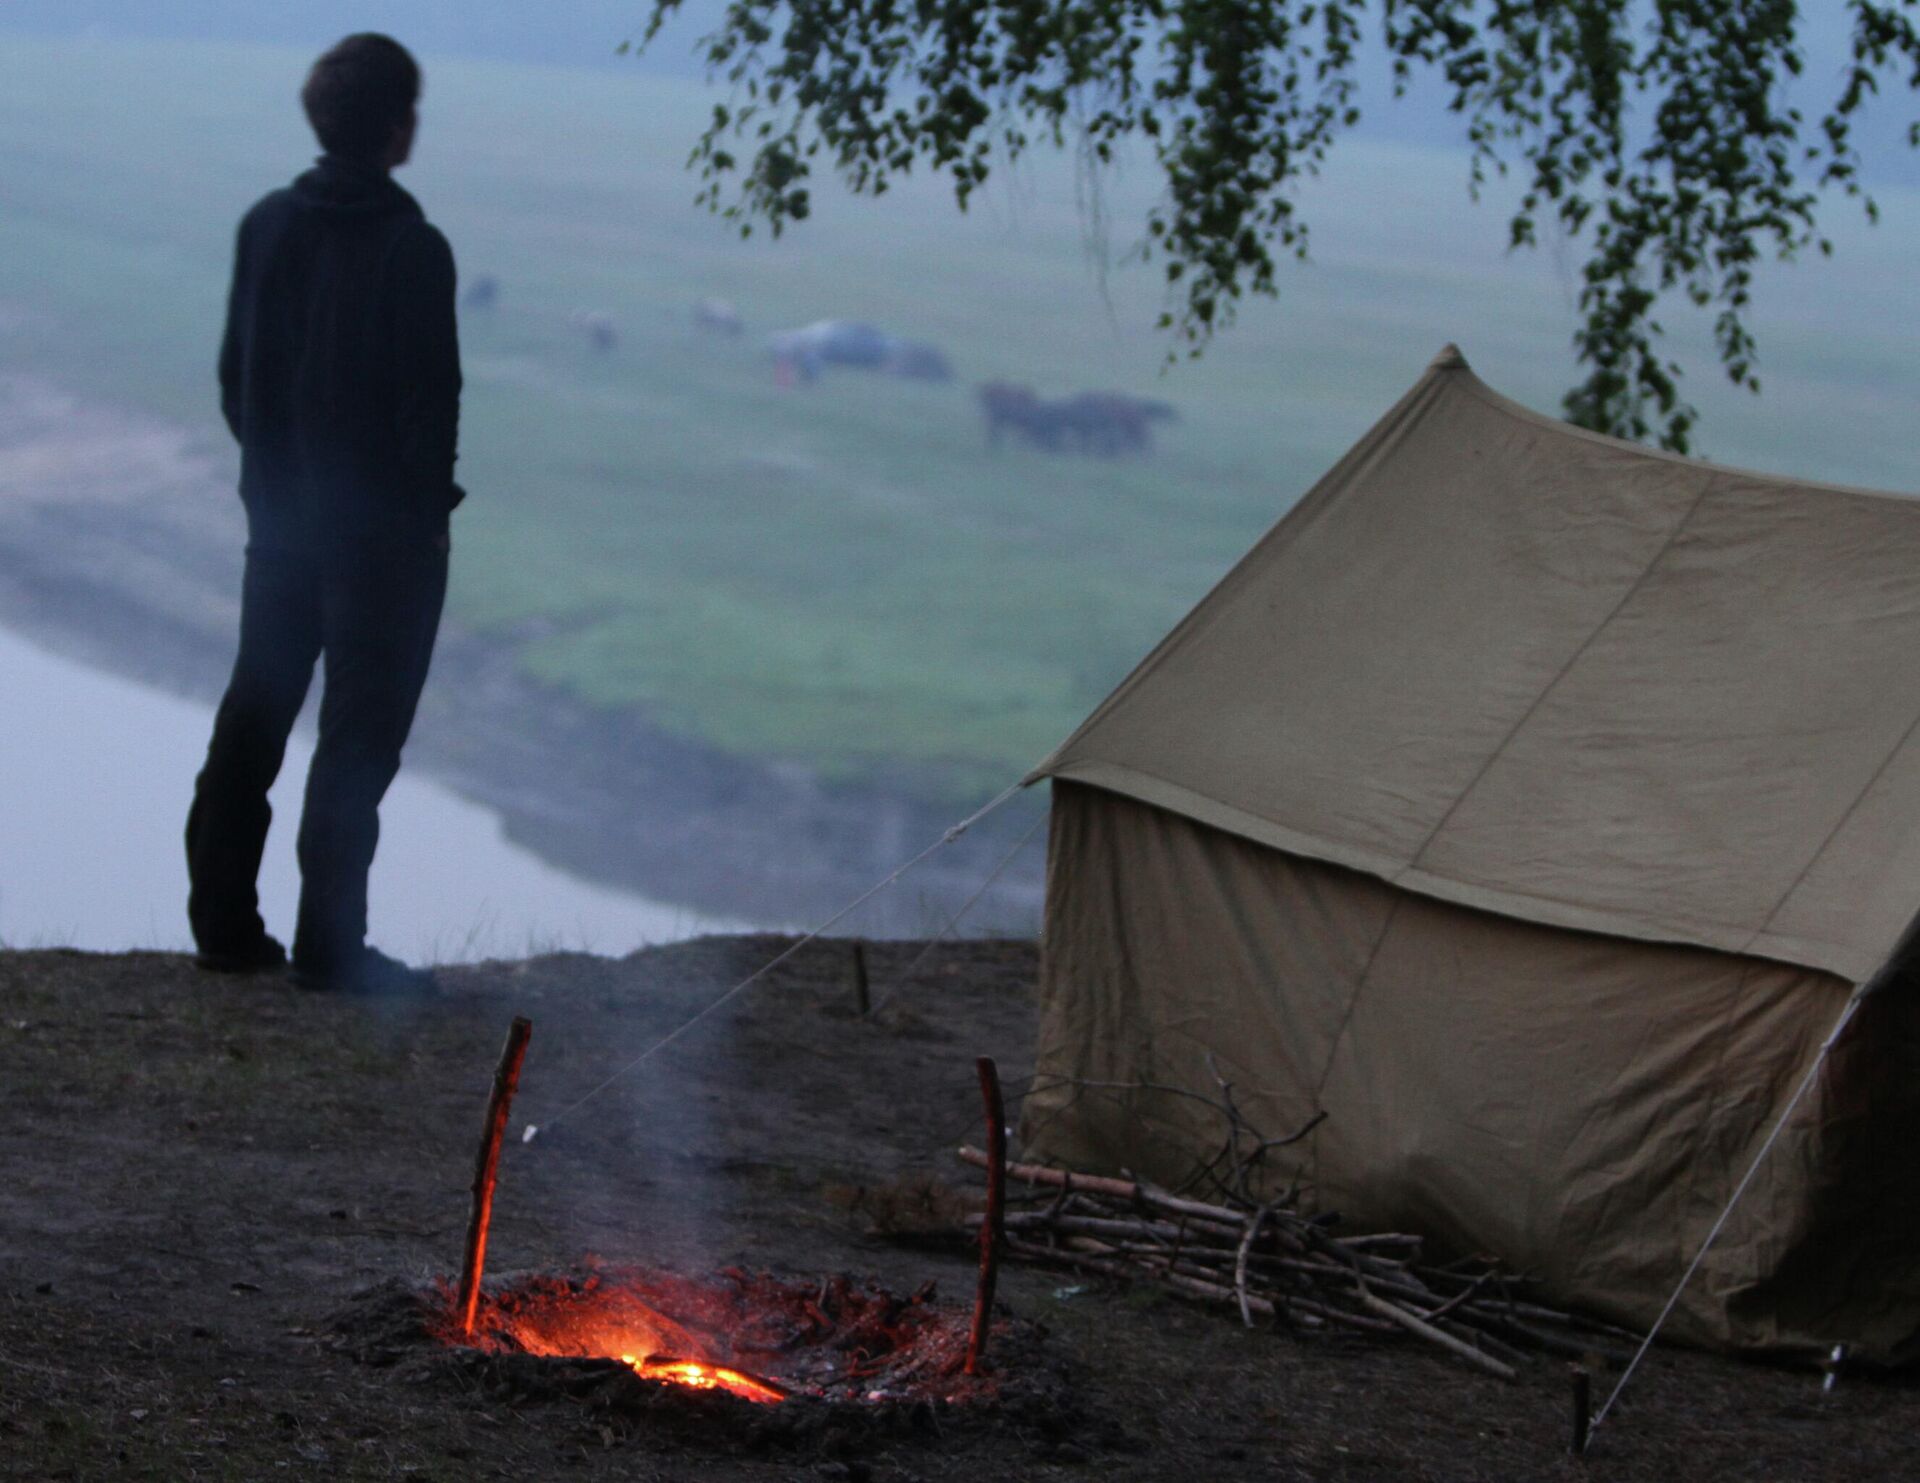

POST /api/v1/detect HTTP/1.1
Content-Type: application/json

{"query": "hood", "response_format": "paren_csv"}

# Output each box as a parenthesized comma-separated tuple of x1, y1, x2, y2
(289, 154, 421, 221)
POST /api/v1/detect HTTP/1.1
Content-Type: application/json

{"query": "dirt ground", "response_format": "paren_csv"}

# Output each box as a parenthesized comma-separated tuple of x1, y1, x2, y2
(4, 936, 1918, 1482)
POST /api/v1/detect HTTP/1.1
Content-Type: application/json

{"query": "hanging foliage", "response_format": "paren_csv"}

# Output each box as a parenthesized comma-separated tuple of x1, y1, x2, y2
(634, 0, 1920, 451)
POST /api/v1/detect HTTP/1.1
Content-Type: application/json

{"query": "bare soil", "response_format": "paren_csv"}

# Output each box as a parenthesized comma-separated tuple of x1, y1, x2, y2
(4, 937, 1918, 1481)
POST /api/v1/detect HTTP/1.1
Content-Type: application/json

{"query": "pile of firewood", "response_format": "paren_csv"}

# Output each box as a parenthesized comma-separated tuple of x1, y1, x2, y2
(953, 1145, 1637, 1381)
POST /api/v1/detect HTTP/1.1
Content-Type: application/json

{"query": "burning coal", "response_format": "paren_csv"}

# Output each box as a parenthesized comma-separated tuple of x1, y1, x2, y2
(439, 1265, 997, 1408)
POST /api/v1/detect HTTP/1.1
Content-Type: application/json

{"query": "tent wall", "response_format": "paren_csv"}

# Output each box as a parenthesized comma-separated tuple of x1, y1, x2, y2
(1023, 781, 1920, 1356)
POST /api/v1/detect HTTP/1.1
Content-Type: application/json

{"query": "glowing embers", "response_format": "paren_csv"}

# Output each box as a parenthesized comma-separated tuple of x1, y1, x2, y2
(444, 1265, 988, 1408)
(619, 1355, 788, 1405)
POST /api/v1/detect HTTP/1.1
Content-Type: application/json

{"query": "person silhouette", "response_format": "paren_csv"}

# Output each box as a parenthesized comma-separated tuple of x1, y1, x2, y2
(186, 33, 464, 993)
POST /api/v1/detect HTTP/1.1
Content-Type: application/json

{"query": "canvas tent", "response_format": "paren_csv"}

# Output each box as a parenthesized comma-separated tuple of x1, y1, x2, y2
(1020, 345, 1920, 1358)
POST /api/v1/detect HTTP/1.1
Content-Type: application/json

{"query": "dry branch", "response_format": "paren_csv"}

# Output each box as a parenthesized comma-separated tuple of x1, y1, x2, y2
(1359, 1289, 1517, 1381)
(949, 1074, 1621, 1380)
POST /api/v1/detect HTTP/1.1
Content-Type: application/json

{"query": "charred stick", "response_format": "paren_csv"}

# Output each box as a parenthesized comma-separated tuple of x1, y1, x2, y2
(964, 1056, 1007, 1376)
(456, 1015, 533, 1338)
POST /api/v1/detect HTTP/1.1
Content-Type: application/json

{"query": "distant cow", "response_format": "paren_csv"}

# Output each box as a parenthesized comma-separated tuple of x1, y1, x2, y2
(693, 297, 743, 336)
(978, 382, 1059, 451)
(1055, 391, 1179, 455)
(979, 383, 1178, 455)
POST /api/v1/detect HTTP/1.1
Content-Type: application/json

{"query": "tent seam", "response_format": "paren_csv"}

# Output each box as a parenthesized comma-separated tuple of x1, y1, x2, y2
(1309, 893, 1405, 1102)
(1678, 960, 1760, 1306)
(1741, 698, 1920, 957)
(1405, 471, 1722, 872)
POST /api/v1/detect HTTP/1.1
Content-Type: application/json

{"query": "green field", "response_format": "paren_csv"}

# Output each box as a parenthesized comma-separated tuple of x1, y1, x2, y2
(4, 31, 1917, 801)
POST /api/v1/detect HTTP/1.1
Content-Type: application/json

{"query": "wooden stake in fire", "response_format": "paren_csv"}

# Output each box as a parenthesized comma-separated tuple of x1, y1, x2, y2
(456, 1016, 533, 1337)
(965, 1055, 1007, 1375)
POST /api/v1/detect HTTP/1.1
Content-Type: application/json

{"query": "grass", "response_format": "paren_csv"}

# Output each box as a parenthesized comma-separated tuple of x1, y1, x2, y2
(2, 31, 1917, 801)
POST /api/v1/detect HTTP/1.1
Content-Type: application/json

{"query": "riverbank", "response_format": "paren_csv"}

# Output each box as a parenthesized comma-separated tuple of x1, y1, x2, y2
(0, 374, 1046, 936)
(4, 940, 1912, 1482)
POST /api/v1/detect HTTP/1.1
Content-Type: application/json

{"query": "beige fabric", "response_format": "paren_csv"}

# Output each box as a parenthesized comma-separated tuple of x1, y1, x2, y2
(1025, 783, 1920, 1356)
(1032, 347, 1920, 983)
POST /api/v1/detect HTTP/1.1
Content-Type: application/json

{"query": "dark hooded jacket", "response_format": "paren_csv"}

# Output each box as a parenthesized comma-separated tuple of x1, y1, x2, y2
(218, 154, 463, 554)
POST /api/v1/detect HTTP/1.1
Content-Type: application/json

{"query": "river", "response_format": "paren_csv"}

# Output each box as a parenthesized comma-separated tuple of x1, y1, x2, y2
(0, 622, 749, 959)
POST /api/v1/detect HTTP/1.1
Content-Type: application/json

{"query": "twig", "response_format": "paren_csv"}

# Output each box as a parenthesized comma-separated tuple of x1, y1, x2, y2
(958, 1147, 1261, 1229)
(1359, 1288, 1517, 1381)
(1420, 1270, 1494, 1324)
(951, 1080, 1617, 1379)
(1235, 1201, 1277, 1329)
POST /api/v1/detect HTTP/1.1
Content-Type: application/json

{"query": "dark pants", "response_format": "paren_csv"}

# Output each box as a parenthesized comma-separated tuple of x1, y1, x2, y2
(186, 541, 447, 966)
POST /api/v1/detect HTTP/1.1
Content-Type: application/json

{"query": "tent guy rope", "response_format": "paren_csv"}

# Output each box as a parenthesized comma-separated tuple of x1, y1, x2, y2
(869, 811, 1047, 1016)
(1586, 980, 1872, 1447)
(520, 776, 1032, 1145)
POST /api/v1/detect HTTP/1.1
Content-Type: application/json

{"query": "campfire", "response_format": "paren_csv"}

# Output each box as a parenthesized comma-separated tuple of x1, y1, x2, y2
(428, 1021, 1016, 1415)
(437, 1265, 988, 1408)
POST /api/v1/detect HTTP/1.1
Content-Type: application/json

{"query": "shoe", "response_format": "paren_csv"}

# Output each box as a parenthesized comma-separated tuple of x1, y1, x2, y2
(194, 934, 289, 974)
(292, 945, 437, 996)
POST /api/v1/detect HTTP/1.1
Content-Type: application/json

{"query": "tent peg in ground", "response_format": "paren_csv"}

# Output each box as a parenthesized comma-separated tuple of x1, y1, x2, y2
(1569, 1364, 1592, 1455)
(848, 939, 871, 1016)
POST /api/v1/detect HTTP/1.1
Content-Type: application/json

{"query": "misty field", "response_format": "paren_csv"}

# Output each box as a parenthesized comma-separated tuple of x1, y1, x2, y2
(3, 30, 1915, 800)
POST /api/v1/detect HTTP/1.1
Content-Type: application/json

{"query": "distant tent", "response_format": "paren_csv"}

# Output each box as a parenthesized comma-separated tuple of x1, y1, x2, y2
(1020, 345, 1920, 1358)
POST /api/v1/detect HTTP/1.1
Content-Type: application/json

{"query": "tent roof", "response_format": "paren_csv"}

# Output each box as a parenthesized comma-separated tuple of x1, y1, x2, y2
(1033, 346, 1920, 983)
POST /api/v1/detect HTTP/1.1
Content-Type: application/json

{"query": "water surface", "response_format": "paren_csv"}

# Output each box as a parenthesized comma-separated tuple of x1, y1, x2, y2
(0, 622, 746, 959)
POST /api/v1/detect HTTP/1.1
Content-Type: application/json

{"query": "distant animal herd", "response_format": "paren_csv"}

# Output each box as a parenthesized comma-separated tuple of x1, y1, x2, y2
(460, 279, 1181, 458)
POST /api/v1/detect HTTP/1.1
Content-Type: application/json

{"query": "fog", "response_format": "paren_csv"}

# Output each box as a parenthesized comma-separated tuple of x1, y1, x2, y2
(0, 7, 1915, 954)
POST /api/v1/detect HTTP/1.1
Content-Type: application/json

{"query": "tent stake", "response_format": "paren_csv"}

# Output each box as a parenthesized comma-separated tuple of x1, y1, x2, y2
(965, 1055, 1007, 1375)
(1589, 979, 1874, 1445)
(457, 1016, 533, 1337)
(1568, 1365, 1592, 1456)
(849, 940, 871, 1016)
